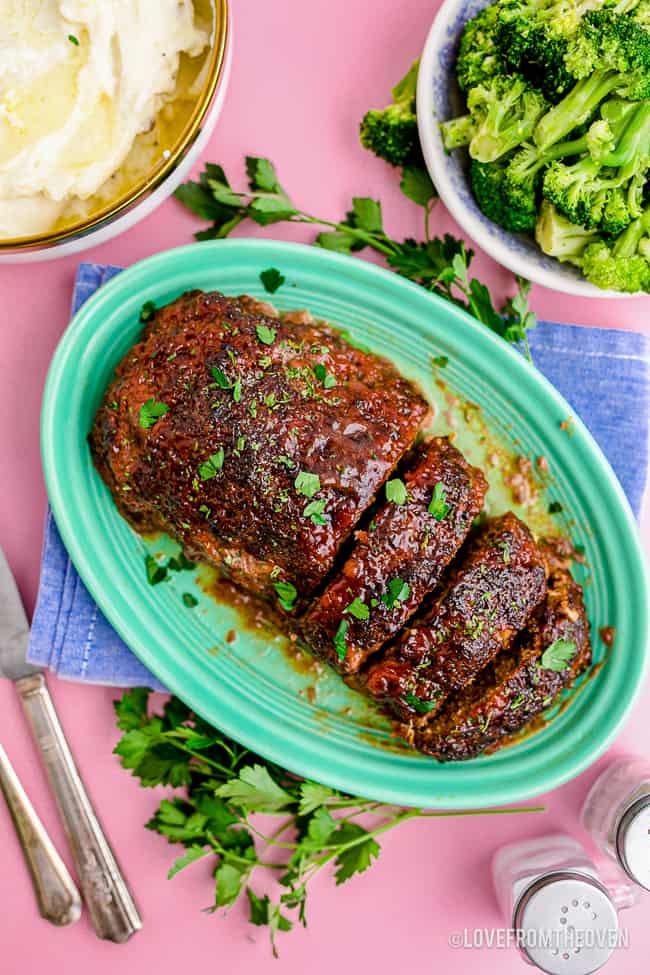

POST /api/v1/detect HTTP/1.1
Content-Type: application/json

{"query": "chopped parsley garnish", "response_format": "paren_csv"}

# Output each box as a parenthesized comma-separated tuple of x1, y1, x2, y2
(139, 300, 156, 322)
(211, 366, 231, 388)
(402, 692, 438, 713)
(548, 500, 563, 514)
(334, 619, 349, 661)
(250, 399, 258, 418)
(344, 597, 369, 621)
(139, 398, 168, 429)
(313, 363, 337, 389)
(381, 578, 410, 609)
(428, 482, 450, 520)
(259, 268, 286, 294)
(236, 436, 246, 451)
(432, 355, 449, 368)
(497, 541, 511, 564)
(541, 639, 576, 672)
(385, 478, 407, 505)
(478, 710, 492, 734)
(182, 593, 198, 609)
(233, 377, 242, 403)
(303, 499, 327, 525)
(145, 555, 167, 586)
(167, 553, 196, 572)
(294, 472, 321, 498)
(273, 581, 297, 612)
(256, 324, 277, 344)
(68, 33, 80, 45)
(510, 694, 525, 711)
(199, 449, 225, 480)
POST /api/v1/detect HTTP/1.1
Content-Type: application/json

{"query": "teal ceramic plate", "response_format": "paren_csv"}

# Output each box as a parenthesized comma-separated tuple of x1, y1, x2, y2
(41, 240, 649, 808)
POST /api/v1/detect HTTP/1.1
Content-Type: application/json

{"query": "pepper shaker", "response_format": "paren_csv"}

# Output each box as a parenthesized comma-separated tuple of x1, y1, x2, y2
(582, 755, 650, 891)
(492, 833, 625, 974)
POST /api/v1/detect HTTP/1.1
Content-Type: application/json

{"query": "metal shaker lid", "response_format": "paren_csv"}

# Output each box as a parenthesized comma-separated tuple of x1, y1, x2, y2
(616, 796, 650, 891)
(513, 871, 619, 975)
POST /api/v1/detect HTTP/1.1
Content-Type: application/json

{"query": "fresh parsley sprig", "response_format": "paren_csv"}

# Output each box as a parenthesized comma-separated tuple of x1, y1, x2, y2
(114, 689, 543, 955)
(174, 157, 536, 358)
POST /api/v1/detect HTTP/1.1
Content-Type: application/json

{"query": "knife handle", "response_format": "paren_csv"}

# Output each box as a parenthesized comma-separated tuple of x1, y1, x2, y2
(0, 742, 82, 926)
(15, 672, 142, 943)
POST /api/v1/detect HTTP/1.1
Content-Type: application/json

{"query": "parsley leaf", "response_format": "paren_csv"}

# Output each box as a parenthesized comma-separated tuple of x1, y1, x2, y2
(402, 691, 439, 713)
(199, 449, 224, 480)
(68, 33, 79, 45)
(298, 781, 338, 816)
(215, 765, 293, 813)
(541, 639, 577, 672)
(168, 845, 210, 879)
(334, 619, 349, 661)
(381, 578, 410, 609)
(333, 824, 380, 885)
(399, 166, 436, 207)
(428, 482, 450, 520)
(294, 471, 321, 497)
(256, 324, 277, 344)
(145, 555, 167, 586)
(139, 398, 168, 429)
(211, 366, 231, 388)
(344, 597, 370, 621)
(432, 355, 449, 368)
(385, 478, 407, 505)
(273, 580, 297, 612)
(313, 363, 337, 388)
(182, 592, 198, 609)
(260, 269, 286, 294)
(302, 498, 327, 525)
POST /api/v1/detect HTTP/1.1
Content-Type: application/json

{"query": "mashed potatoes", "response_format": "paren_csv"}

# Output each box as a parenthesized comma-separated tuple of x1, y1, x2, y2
(0, 0, 209, 239)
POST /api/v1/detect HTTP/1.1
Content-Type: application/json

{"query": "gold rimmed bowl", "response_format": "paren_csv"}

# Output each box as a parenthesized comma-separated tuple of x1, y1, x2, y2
(0, 0, 230, 263)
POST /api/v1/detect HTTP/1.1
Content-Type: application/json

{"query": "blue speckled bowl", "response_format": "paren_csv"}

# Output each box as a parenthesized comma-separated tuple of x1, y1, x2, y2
(416, 0, 626, 298)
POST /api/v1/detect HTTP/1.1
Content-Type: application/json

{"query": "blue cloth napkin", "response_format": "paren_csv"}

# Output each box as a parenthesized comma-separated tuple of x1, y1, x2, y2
(27, 263, 650, 688)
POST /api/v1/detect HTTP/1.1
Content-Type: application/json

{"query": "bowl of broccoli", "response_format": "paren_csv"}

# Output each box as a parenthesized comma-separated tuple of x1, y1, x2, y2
(417, 0, 650, 295)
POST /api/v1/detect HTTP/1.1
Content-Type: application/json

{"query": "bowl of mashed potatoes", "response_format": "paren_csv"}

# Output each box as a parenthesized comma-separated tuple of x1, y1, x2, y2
(0, 0, 230, 262)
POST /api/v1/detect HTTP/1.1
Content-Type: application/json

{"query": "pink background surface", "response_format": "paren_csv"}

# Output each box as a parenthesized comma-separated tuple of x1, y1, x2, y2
(0, 1, 649, 972)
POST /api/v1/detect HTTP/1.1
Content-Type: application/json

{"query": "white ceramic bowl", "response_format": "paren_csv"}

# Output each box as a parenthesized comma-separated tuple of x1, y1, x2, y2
(0, 1, 231, 264)
(416, 0, 625, 297)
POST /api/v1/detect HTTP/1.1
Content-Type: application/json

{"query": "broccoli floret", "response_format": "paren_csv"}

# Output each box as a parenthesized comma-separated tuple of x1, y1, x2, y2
(581, 204, 650, 289)
(467, 77, 549, 162)
(535, 200, 600, 263)
(494, 0, 594, 101)
(440, 114, 476, 151)
(360, 61, 421, 166)
(542, 100, 650, 229)
(534, 12, 650, 149)
(470, 158, 537, 232)
(457, 5, 503, 92)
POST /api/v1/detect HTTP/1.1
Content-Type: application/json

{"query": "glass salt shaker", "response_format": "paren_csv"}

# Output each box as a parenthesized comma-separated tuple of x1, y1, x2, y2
(582, 755, 650, 891)
(492, 833, 623, 974)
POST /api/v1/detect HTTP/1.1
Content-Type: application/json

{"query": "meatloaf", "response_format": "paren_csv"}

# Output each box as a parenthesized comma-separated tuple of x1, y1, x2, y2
(89, 291, 429, 604)
(365, 512, 547, 720)
(412, 558, 592, 760)
(301, 438, 488, 674)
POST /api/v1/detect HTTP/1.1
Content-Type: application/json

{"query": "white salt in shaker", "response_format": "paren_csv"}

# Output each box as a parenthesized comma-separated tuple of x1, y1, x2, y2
(492, 833, 622, 974)
(582, 755, 650, 891)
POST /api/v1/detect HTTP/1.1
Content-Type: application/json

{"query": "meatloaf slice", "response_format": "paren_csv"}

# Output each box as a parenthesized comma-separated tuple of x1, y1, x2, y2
(411, 559, 592, 760)
(301, 438, 488, 674)
(89, 291, 429, 603)
(365, 512, 547, 720)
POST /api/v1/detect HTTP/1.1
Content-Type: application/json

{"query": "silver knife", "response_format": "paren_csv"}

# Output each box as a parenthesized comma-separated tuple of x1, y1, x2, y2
(0, 741, 82, 926)
(0, 544, 142, 943)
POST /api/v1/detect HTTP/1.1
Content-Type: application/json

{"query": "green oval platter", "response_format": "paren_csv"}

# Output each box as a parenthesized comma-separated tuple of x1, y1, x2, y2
(41, 240, 650, 808)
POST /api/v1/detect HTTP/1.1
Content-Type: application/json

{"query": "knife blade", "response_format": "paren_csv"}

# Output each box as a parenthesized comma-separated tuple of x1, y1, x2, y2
(0, 547, 38, 682)
(0, 543, 142, 942)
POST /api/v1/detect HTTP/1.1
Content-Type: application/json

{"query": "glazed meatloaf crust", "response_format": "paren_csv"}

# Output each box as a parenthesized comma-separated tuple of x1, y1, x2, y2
(365, 512, 547, 720)
(412, 559, 592, 760)
(301, 438, 488, 674)
(89, 291, 429, 603)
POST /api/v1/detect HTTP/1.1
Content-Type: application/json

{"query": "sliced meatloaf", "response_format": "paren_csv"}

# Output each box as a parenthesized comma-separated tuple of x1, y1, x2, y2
(301, 438, 488, 674)
(89, 291, 429, 603)
(411, 559, 592, 760)
(365, 512, 547, 720)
